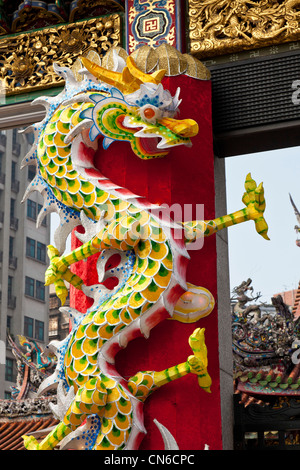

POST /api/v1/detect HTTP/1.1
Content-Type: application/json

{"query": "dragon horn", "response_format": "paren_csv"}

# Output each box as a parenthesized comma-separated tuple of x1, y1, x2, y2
(126, 56, 166, 85)
(81, 57, 126, 90)
(81, 56, 166, 94)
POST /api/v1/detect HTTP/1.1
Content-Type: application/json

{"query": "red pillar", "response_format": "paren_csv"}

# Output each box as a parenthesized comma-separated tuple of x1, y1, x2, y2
(70, 0, 223, 451)
(70, 70, 223, 449)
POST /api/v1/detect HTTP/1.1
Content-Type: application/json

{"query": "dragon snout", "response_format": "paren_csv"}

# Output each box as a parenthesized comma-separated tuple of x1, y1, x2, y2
(158, 117, 199, 138)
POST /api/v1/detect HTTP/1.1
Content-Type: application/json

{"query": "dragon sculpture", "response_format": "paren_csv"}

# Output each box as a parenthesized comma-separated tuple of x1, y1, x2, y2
(7, 334, 55, 400)
(21, 49, 269, 450)
(17, 335, 56, 371)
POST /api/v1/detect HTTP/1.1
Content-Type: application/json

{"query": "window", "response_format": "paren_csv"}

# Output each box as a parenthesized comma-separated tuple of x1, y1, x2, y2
(12, 128, 17, 145)
(25, 276, 35, 297)
(10, 198, 15, 218)
(27, 201, 47, 226)
(26, 238, 46, 263)
(10, 199, 18, 230)
(25, 132, 34, 145)
(8, 276, 13, 299)
(5, 358, 14, 382)
(24, 317, 44, 342)
(28, 165, 35, 181)
(7, 316, 11, 334)
(36, 280, 45, 302)
(27, 199, 36, 220)
(7, 276, 16, 308)
(11, 161, 16, 182)
(24, 316, 34, 338)
(9, 237, 14, 257)
(36, 241, 46, 263)
(35, 320, 44, 341)
(38, 204, 47, 227)
(26, 237, 35, 258)
(25, 277, 46, 302)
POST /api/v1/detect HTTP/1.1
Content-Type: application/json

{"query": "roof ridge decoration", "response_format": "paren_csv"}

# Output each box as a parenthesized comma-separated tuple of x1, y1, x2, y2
(232, 279, 300, 399)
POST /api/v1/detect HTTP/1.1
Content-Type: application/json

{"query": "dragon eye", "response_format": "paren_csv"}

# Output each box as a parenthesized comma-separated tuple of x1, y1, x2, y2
(140, 105, 161, 124)
(143, 107, 156, 120)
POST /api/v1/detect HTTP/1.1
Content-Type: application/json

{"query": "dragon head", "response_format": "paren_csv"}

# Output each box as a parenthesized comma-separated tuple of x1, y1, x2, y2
(80, 56, 199, 159)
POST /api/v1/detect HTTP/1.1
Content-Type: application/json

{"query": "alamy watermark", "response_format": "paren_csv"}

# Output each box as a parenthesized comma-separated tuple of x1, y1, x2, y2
(148, 203, 205, 251)
(102, 203, 205, 251)
(292, 80, 300, 105)
(292, 340, 300, 365)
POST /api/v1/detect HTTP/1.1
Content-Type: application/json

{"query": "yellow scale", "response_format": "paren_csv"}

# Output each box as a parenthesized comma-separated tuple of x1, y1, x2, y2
(65, 212, 174, 388)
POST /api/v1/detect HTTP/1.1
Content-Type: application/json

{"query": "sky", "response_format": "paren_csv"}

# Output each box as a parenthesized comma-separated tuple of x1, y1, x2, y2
(50, 145, 300, 305)
(225, 146, 300, 303)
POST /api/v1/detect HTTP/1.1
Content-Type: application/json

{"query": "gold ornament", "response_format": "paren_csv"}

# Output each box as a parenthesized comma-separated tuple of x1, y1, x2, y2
(0, 14, 122, 97)
(188, 0, 300, 58)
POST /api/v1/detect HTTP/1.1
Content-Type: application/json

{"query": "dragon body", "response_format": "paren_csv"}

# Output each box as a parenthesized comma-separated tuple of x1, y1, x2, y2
(22, 50, 269, 450)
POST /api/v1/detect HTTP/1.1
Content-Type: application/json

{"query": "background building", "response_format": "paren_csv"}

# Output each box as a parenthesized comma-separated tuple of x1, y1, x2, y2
(275, 285, 300, 319)
(48, 283, 70, 342)
(0, 127, 50, 399)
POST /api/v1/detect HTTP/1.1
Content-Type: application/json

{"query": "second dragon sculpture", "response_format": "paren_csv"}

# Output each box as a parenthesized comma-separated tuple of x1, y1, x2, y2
(22, 49, 269, 450)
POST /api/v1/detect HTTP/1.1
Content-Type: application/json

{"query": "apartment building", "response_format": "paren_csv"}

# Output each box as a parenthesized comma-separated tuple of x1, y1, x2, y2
(0, 127, 50, 399)
(49, 283, 70, 342)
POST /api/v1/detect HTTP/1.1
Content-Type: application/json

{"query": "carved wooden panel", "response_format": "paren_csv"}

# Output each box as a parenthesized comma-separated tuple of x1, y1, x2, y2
(0, 14, 122, 97)
(188, 0, 300, 58)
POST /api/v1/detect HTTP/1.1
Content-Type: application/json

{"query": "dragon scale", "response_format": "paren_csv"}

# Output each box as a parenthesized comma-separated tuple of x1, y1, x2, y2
(21, 52, 269, 450)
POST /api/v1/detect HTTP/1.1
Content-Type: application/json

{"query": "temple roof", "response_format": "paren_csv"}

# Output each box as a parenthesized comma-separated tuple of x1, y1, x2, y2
(235, 363, 300, 397)
(0, 416, 59, 450)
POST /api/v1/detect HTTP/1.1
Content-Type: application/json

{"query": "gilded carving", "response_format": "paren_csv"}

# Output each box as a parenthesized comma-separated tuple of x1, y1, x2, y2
(127, 43, 211, 79)
(11, 2, 67, 33)
(69, 0, 124, 23)
(70, 44, 210, 84)
(188, 0, 300, 58)
(0, 15, 121, 97)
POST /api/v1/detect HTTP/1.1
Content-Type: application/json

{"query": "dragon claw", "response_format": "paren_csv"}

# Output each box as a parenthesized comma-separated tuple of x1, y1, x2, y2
(45, 245, 83, 305)
(187, 328, 212, 393)
(187, 354, 204, 373)
(188, 328, 207, 361)
(23, 435, 40, 450)
(45, 245, 67, 284)
(242, 173, 269, 240)
(53, 279, 69, 305)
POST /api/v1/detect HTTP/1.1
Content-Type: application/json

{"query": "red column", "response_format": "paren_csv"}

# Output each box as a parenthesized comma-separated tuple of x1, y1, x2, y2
(70, 73, 223, 450)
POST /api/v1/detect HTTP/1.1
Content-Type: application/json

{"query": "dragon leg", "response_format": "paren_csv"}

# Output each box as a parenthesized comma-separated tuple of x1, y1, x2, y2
(23, 422, 72, 451)
(127, 328, 211, 404)
(45, 216, 142, 303)
(183, 173, 269, 244)
(23, 376, 108, 450)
